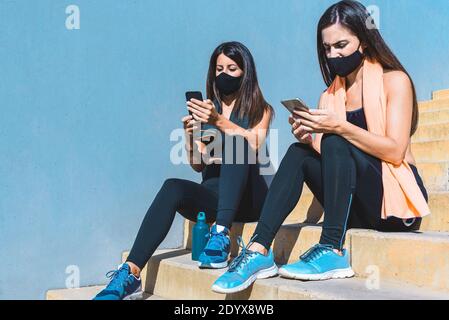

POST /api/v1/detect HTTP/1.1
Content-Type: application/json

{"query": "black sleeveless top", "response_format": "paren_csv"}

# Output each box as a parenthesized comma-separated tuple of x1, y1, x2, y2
(346, 107, 427, 225)
(346, 107, 383, 175)
(201, 100, 249, 182)
(346, 107, 367, 130)
(201, 100, 237, 182)
(201, 100, 273, 184)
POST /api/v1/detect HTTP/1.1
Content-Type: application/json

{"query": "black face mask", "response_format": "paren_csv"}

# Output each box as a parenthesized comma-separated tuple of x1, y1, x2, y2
(215, 72, 242, 96)
(327, 45, 364, 77)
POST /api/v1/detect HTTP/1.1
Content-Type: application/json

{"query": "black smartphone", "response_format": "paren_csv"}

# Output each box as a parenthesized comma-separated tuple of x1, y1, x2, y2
(185, 91, 203, 115)
(281, 98, 310, 113)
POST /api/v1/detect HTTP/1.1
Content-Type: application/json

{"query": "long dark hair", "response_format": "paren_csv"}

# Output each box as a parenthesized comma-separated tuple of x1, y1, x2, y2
(206, 41, 274, 128)
(317, 0, 419, 136)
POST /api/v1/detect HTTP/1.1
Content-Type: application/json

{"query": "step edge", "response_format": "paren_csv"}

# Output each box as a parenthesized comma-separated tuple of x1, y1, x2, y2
(144, 249, 449, 299)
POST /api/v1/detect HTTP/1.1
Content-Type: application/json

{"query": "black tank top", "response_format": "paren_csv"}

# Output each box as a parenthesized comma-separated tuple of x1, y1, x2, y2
(346, 107, 367, 130)
(201, 100, 273, 184)
(346, 107, 383, 175)
(345, 107, 426, 226)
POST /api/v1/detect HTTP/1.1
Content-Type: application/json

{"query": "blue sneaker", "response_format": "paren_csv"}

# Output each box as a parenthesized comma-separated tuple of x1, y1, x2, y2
(278, 244, 355, 281)
(211, 236, 278, 294)
(93, 263, 142, 300)
(198, 225, 231, 269)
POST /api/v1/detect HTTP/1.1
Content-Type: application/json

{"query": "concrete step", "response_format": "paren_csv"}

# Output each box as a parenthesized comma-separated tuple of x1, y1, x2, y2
(419, 98, 449, 112)
(184, 221, 449, 292)
(282, 188, 448, 232)
(419, 108, 449, 125)
(412, 139, 449, 162)
(433, 89, 449, 100)
(126, 249, 449, 300)
(413, 123, 449, 142)
(421, 192, 449, 232)
(416, 161, 449, 192)
(285, 189, 323, 224)
(46, 285, 164, 300)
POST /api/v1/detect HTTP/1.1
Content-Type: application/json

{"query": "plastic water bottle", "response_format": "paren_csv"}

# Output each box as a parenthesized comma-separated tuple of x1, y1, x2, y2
(192, 212, 209, 261)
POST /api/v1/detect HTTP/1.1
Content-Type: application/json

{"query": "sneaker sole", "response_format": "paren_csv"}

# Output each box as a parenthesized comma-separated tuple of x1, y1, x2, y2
(198, 261, 228, 269)
(278, 267, 355, 281)
(211, 265, 279, 294)
(123, 290, 144, 300)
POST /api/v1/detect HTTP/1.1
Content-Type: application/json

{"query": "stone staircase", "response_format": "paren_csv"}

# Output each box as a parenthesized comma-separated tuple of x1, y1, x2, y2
(47, 88, 449, 300)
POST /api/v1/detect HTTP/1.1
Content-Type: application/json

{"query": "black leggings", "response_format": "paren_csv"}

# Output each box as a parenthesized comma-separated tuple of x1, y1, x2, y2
(126, 159, 268, 269)
(253, 134, 429, 251)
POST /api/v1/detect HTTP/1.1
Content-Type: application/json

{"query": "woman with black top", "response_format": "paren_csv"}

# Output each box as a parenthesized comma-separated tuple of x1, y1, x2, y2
(212, 0, 430, 294)
(93, 41, 274, 300)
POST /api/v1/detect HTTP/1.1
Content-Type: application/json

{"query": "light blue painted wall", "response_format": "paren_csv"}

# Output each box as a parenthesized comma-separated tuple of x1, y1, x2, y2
(0, 0, 448, 299)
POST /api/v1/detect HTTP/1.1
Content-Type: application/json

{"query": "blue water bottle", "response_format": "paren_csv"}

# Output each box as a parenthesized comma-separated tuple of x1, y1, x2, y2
(192, 212, 209, 261)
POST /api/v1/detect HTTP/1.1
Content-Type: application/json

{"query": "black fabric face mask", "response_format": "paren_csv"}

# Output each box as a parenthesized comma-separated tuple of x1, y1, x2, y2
(215, 72, 242, 96)
(327, 45, 364, 77)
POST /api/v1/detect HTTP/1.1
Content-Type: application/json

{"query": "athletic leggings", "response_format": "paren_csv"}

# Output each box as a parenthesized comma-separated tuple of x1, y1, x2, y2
(253, 134, 429, 251)
(126, 142, 268, 270)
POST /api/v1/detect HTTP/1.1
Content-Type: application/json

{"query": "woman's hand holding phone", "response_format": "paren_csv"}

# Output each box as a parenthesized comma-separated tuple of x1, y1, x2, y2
(182, 114, 200, 152)
(186, 98, 220, 125)
(289, 114, 313, 144)
(182, 115, 198, 136)
(292, 109, 342, 134)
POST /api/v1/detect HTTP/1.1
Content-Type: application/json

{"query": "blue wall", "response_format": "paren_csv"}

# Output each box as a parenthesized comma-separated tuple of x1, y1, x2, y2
(0, 0, 448, 299)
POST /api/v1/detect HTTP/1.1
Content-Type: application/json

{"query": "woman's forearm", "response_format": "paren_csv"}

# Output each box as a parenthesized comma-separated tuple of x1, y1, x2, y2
(336, 120, 406, 166)
(213, 114, 260, 150)
(185, 138, 206, 172)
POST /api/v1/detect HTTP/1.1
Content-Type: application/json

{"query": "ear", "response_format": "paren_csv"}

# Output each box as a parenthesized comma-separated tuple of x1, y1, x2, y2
(360, 42, 368, 53)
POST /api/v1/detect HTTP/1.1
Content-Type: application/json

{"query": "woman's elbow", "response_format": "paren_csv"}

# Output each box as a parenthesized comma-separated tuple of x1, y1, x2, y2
(388, 150, 406, 166)
(390, 159, 403, 167)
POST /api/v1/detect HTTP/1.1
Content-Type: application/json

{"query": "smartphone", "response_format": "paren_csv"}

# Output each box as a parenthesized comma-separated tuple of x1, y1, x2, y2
(185, 91, 203, 115)
(281, 98, 310, 113)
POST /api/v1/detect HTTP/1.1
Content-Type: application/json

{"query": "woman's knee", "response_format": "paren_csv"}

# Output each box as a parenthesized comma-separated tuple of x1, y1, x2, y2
(321, 134, 351, 158)
(286, 142, 314, 158)
(160, 178, 187, 200)
(277, 143, 317, 174)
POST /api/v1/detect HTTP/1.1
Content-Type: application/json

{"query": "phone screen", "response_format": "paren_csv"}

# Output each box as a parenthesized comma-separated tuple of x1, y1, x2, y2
(281, 98, 309, 113)
(186, 91, 203, 115)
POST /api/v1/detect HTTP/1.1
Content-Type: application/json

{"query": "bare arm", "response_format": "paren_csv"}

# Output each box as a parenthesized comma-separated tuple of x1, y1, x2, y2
(188, 98, 273, 151)
(335, 71, 413, 165)
(296, 71, 413, 166)
(182, 115, 206, 172)
(213, 109, 273, 150)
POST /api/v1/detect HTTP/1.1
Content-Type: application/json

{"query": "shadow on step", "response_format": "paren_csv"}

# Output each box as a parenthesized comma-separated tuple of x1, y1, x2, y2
(144, 249, 188, 295)
(303, 197, 324, 224)
(272, 222, 322, 265)
(224, 287, 254, 300)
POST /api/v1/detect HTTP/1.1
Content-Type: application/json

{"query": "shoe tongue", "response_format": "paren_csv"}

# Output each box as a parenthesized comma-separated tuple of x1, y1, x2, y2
(120, 263, 131, 274)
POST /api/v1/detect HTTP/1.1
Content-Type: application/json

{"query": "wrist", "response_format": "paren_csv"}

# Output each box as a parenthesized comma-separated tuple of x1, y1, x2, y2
(334, 120, 347, 135)
(210, 113, 221, 126)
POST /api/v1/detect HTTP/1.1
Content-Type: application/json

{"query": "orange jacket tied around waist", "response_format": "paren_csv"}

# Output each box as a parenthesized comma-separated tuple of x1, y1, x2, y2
(311, 58, 431, 220)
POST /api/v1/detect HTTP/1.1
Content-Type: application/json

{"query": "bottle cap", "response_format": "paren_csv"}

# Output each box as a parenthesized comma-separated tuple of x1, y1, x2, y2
(197, 211, 206, 222)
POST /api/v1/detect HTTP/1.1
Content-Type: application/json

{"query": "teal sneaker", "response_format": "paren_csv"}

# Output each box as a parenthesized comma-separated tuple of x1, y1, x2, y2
(93, 263, 142, 300)
(278, 244, 355, 281)
(198, 225, 231, 269)
(211, 235, 278, 294)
